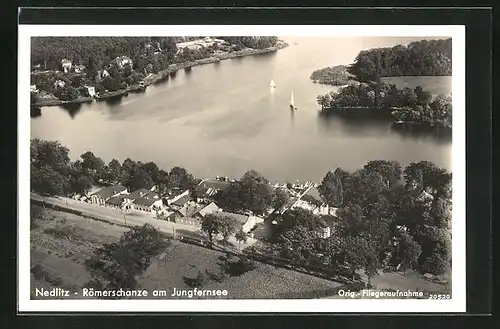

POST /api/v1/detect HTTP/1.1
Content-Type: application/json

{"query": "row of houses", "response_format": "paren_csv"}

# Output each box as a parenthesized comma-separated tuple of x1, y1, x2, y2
(87, 173, 433, 240)
(85, 178, 265, 236)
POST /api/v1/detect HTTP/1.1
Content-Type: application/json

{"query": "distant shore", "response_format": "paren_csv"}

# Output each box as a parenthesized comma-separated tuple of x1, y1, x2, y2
(34, 42, 289, 108)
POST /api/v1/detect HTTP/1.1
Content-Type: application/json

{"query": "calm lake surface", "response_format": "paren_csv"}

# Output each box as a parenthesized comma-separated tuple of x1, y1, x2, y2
(31, 36, 452, 183)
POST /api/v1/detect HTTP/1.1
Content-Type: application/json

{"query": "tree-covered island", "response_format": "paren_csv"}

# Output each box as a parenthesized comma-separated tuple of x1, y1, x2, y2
(314, 38, 452, 128)
(317, 82, 452, 128)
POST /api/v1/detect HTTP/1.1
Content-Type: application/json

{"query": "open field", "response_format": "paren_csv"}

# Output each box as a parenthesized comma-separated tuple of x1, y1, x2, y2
(30, 205, 450, 300)
(30, 206, 344, 299)
(139, 241, 344, 299)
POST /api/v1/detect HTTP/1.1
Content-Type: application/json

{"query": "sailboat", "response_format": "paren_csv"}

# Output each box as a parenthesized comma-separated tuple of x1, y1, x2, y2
(270, 79, 276, 88)
(290, 92, 297, 110)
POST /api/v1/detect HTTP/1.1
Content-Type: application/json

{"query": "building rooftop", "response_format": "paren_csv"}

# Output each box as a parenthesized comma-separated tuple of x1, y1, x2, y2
(176, 203, 203, 218)
(125, 188, 151, 201)
(198, 179, 231, 191)
(303, 186, 323, 202)
(91, 184, 127, 200)
(197, 202, 220, 217)
(107, 195, 126, 206)
(133, 196, 158, 207)
(172, 194, 191, 207)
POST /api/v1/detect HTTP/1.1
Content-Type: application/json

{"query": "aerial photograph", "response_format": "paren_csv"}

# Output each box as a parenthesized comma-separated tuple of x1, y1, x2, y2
(29, 35, 453, 300)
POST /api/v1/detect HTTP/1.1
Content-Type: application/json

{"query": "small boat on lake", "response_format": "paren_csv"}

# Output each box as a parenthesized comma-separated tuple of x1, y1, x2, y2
(270, 79, 276, 88)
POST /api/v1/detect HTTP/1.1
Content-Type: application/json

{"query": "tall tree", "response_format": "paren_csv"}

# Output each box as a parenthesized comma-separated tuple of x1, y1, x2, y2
(272, 188, 290, 212)
(396, 231, 423, 275)
(85, 224, 168, 293)
(237, 170, 274, 215)
(201, 214, 239, 244)
(80, 151, 106, 182)
(318, 169, 344, 208)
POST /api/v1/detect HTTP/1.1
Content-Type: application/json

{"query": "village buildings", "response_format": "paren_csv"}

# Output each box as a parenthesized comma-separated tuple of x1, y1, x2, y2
(81, 176, 341, 242)
(175, 37, 228, 53)
(89, 184, 128, 205)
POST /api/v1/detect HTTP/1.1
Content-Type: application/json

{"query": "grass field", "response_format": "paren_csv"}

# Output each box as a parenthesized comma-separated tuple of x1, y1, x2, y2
(30, 206, 343, 299)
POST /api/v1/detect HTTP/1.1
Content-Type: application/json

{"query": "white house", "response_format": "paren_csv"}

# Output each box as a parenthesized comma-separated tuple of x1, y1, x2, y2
(89, 184, 128, 205)
(61, 59, 72, 73)
(112, 56, 133, 69)
(84, 85, 96, 97)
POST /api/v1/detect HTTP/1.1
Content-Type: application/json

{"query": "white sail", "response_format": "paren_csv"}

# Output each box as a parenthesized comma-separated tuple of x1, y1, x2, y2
(270, 79, 276, 88)
(290, 92, 295, 107)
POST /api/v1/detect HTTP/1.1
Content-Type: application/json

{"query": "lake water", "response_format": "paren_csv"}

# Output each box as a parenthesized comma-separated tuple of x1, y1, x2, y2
(31, 36, 452, 183)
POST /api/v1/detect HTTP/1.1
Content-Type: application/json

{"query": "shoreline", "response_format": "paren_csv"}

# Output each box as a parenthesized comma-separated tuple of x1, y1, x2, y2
(34, 42, 289, 108)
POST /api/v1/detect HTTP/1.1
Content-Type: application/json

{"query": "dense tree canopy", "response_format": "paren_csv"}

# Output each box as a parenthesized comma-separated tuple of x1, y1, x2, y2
(217, 37, 279, 50)
(215, 170, 274, 215)
(310, 65, 355, 85)
(317, 82, 452, 127)
(30, 139, 197, 199)
(346, 38, 452, 81)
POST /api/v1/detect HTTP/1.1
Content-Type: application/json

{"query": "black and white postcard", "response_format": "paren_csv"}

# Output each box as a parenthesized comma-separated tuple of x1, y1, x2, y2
(19, 25, 465, 313)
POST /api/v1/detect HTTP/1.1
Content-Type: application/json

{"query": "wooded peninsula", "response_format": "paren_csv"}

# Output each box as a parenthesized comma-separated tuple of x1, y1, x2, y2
(30, 37, 284, 107)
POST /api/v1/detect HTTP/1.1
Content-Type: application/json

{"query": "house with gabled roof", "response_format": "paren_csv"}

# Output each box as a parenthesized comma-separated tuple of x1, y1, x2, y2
(169, 194, 191, 210)
(196, 178, 231, 200)
(290, 186, 334, 216)
(89, 184, 128, 205)
(213, 211, 264, 235)
(197, 202, 221, 218)
(133, 195, 163, 212)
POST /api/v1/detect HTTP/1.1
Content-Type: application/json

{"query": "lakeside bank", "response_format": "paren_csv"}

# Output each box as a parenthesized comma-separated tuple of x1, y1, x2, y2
(34, 42, 289, 108)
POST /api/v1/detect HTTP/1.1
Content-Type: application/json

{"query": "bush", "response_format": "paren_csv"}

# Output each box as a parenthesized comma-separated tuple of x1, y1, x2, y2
(60, 86, 80, 101)
(420, 252, 449, 275)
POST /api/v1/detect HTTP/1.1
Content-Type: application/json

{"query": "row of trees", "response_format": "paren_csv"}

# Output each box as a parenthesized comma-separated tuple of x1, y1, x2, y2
(268, 160, 451, 281)
(216, 37, 279, 50)
(30, 139, 198, 197)
(391, 94, 453, 127)
(346, 38, 452, 81)
(316, 82, 452, 127)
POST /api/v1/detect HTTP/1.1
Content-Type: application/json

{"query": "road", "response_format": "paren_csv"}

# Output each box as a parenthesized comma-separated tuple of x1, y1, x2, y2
(30, 193, 257, 249)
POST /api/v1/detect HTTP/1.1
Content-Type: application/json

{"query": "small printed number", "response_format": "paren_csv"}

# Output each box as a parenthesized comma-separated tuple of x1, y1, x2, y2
(428, 294, 451, 299)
